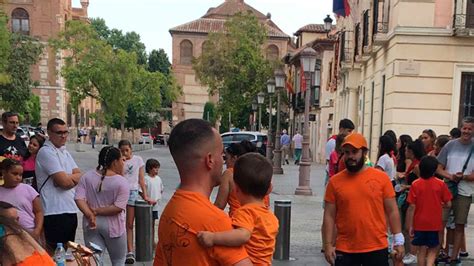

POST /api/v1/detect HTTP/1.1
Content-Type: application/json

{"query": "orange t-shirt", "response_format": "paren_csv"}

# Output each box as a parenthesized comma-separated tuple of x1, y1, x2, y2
(232, 203, 279, 266)
(154, 189, 248, 266)
(324, 167, 395, 253)
(17, 251, 55, 266)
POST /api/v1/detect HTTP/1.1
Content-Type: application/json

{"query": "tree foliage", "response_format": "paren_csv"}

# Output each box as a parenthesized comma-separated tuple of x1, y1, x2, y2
(91, 18, 147, 65)
(0, 33, 43, 114)
(193, 12, 273, 130)
(0, 10, 10, 85)
(203, 101, 217, 126)
(148, 49, 170, 75)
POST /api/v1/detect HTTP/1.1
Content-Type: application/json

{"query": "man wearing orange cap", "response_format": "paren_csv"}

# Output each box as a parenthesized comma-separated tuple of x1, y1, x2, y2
(323, 133, 405, 265)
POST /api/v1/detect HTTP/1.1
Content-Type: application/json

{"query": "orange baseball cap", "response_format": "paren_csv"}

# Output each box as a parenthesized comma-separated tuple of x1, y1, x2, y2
(342, 133, 368, 149)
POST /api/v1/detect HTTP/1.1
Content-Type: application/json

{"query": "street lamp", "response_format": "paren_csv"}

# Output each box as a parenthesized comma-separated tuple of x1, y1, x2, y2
(295, 47, 317, 196)
(257, 92, 265, 131)
(266, 78, 275, 160)
(324, 15, 333, 37)
(273, 68, 286, 174)
(251, 99, 258, 131)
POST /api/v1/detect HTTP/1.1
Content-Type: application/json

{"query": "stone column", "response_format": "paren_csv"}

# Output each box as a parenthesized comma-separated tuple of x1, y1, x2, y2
(347, 87, 359, 124)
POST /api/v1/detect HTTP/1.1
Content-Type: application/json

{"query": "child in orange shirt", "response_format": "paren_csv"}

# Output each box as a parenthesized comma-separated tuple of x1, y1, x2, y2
(198, 153, 279, 265)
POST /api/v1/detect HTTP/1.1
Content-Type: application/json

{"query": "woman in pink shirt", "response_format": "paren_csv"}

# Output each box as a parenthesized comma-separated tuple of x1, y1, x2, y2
(75, 146, 130, 265)
(21, 135, 45, 190)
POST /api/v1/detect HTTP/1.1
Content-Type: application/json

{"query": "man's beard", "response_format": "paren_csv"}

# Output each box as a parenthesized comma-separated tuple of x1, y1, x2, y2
(345, 155, 365, 173)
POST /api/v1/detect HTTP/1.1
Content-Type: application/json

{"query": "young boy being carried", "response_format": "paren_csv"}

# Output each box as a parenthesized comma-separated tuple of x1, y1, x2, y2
(406, 156, 452, 266)
(198, 153, 279, 265)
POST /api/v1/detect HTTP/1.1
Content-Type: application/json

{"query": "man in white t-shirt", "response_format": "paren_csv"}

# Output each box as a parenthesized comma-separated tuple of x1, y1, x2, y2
(292, 129, 303, 165)
(36, 118, 82, 250)
(437, 116, 474, 264)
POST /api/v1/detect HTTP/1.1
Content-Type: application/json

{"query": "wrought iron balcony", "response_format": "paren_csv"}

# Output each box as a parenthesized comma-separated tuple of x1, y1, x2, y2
(453, 0, 474, 36)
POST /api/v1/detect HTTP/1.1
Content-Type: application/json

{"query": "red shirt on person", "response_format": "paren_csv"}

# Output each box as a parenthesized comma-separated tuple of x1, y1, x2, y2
(407, 177, 452, 231)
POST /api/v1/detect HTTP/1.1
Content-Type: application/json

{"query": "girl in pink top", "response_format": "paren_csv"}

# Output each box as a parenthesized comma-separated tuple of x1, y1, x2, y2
(0, 159, 44, 241)
(75, 146, 130, 265)
(21, 135, 45, 190)
(328, 134, 345, 177)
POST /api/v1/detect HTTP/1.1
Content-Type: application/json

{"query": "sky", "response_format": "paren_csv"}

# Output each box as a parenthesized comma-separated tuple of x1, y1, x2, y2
(72, 0, 333, 56)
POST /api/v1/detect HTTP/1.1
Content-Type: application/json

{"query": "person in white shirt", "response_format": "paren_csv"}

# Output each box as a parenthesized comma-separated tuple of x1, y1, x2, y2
(35, 118, 82, 250)
(292, 130, 303, 165)
(376, 135, 397, 183)
(140, 158, 164, 247)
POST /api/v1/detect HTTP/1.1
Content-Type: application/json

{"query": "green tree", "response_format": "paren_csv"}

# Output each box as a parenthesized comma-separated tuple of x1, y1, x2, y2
(193, 12, 273, 131)
(148, 49, 170, 75)
(26, 94, 41, 125)
(91, 18, 147, 65)
(0, 10, 10, 85)
(0, 33, 43, 113)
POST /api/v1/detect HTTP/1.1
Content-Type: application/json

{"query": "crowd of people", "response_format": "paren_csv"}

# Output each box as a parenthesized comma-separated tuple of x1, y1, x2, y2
(0, 113, 164, 265)
(0, 109, 472, 266)
(323, 116, 474, 266)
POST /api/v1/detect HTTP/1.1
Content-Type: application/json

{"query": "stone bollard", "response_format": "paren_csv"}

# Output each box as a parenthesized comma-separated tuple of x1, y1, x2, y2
(135, 200, 153, 262)
(273, 200, 291, 260)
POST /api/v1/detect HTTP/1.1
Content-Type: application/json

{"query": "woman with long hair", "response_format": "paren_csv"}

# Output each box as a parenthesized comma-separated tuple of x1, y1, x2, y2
(421, 129, 436, 154)
(75, 146, 129, 265)
(376, 135, 397, 183)
(396, 135, 413, 174)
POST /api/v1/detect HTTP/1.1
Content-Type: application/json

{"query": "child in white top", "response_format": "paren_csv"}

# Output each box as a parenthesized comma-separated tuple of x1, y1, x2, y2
(140, 158, 163, 247)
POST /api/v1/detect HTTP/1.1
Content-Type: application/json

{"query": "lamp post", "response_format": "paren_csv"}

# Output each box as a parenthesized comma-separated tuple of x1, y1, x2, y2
(251, 99, 258, 131)
(273, 68, 286, 174)
(266, 78, 275, 160)
(295, 47, 317, 196)
(324, 15, 333, 37)
(257, 92, 265, 131)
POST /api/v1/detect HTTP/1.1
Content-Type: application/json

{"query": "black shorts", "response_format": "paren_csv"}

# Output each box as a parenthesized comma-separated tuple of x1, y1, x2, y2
(412, 231, 439, 248)
(335, 248, 389, 266)
(152, 211, 159, 220)
(44, 213, 78, 251)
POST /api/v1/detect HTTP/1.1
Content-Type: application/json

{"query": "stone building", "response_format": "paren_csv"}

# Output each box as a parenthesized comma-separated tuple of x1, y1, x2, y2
(169, 0, 292, 123)
(333, 0, 474, 159)
(0, 0, 98, 127)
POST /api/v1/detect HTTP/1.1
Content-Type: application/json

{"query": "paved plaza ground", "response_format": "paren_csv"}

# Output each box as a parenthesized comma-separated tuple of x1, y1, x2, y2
(70, 143, 474, 265)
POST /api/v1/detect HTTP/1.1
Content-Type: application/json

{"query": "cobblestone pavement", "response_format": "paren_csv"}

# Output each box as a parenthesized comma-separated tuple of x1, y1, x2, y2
(70, 143, 474, 265)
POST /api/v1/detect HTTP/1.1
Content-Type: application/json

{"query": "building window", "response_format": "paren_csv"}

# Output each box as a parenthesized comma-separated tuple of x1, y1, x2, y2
(11, 8, 30, 35)
(460, 72, 474, 125)
(467, 0, 474, 28)
(340, 31, 346, 62)
(372, 0, 379, 37)
(266, 45, 279, 61)
(354, 23, 360, 60)
(362, 10, 370, 48)
(180, 40, 193, 65)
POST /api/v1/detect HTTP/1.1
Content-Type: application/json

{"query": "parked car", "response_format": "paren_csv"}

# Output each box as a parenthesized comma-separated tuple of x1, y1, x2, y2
(154, 134, 165, 145)
(220, 131, 267, 156)
(20, 126, 35, 138)
(139, 133, 153, 144)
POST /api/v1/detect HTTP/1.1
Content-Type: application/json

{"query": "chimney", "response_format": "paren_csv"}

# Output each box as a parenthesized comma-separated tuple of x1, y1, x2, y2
(80, 0, 89, 16)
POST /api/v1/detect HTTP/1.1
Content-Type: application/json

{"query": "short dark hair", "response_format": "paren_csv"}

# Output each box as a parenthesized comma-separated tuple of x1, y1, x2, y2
(226, 143, 245, 157)
(240, 140, 257, 153)
(47, 118, 66, 130)
(118, 140, 132, 149)
(339, 119, 355, 130)
(462, 116, 474, 125)
(435, 135, 450, 150)
(378, 135, 395, 159)
(1, 112, 18, 123)
(383, 130, 397, 145)
(419, 156, 438, 179)
(449, 128, 461, 139)
(407, 139, 426, 160)
(168, 119, 214, 161)
(0, 158, 21, 172)
(234, 153, 273, 198)
(145, 158, 160, 173)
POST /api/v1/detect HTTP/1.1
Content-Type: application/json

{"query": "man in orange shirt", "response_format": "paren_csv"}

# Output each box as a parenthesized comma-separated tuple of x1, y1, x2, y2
(153, 119, 251, 266)
(323, 133, 405, 266)
(197, 153, 278, 265)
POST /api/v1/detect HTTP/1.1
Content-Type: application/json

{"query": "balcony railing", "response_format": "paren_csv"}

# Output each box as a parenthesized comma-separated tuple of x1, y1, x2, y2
(453, 0, 474, 35)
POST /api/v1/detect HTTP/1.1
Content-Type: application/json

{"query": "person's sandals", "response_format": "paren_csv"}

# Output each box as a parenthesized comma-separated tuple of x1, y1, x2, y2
(460, 251, 469, 258)
(125, 252, 135, 264)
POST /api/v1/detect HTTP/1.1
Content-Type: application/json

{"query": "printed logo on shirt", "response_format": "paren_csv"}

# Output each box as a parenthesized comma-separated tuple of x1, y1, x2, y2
(125, 164, 134, 175)
(3, 145, 23, 161)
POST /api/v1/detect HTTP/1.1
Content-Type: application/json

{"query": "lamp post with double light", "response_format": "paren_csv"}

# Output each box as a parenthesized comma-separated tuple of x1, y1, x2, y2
(295, 47, 317, 196)
(273, 68, 286, 174)
(266, 78, 275, 160)
(257, 92, 265, 131)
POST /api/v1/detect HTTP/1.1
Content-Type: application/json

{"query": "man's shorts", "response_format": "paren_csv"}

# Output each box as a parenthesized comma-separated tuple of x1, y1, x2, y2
(335, 248, 389, 266)
(127, 190, 139, 206)
(453, 195, 472, 225)
(412, 231, 439, 248)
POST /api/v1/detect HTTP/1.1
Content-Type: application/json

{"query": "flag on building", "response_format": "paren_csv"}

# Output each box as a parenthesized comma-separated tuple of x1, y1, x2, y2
(286, 68, 294, 94)
(333, 0, 351, 17)
(300, 62, 307, 93)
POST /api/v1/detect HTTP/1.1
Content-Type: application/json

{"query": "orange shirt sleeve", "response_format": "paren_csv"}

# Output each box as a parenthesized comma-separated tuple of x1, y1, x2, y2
(382, 174, 396, 199)
(324, 179, 336, 203)
(407, 184, 416, 204)
(232, 207, 256, 232)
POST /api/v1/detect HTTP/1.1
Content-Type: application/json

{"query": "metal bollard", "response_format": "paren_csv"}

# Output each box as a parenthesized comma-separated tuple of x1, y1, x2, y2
(135, 200, 153, 262)
(273, 200, 291, 260)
